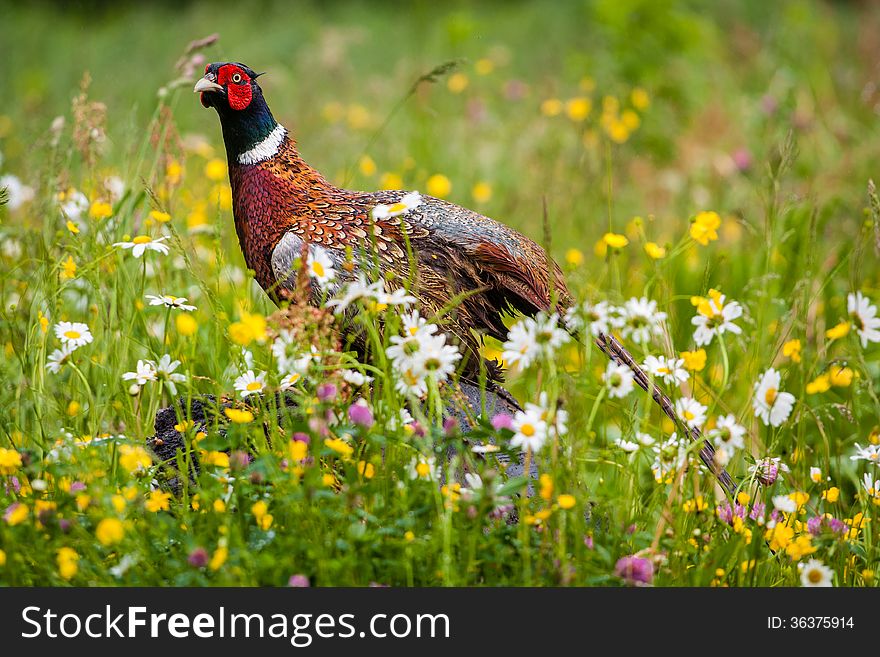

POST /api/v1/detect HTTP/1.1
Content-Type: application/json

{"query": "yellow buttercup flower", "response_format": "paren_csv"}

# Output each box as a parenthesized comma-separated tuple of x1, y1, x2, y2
(680, 349, 707, 372)
(145, 490, 172, 513)
(829, 366, 853, 387)
(426, 174, 452, 198)
(119, 445, 152, 474)
(782, 339, 802, 363)
(447, 72, 469, 94)
(209, 546, 228, 571)
(357, 461, 375, 479)
(57, 547, 79, 580)
(96, 518, 125, 546)
(358, 155, 376, 177)
(205, 158, 227, 181)
(379, 172, 403, 190)
(176, 313, 198, 337)
(644, 242, 666, 259)
(557, 494, 576, 510)
(89, 200, 113, 220)
(806, 374, 830, 395)
(602, 232, 629, 249)
(471, 181, 492, 204)
(61, 256, 77, 280)
(690, 211, 722, 246)
(324, 437, 354, 457)
(66, 220, 80, 234)
(540, 98, 562, 117)
(566, 248, 584, 266)
(0, 447, 22, 475)
(631, 88, 650, 110)
(825, 322, 850, 340)
(150, 210, 171, 223)
(822, 487, 840, 503)
(565, 97, 591, 122)
(224, 408, 254, 424)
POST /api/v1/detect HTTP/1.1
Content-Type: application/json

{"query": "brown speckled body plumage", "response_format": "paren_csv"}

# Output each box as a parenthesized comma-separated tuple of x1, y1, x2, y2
(199, 62, 571, 379)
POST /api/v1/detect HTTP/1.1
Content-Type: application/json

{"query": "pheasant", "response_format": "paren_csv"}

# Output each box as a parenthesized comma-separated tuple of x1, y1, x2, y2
(194, 62, 571, 379)
(193, 62, 736, 494)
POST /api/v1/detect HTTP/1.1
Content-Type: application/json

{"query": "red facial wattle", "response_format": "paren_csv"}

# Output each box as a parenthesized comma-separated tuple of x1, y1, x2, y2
(217, 64, 253, 111)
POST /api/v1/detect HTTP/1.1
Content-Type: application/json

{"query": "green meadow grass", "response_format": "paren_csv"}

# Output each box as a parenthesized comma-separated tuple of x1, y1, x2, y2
(0, 0, 878, 586)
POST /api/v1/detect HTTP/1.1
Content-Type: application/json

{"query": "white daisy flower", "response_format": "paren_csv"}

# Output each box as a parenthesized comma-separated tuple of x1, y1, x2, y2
(122, 360, 158, 387)
(621, 297, 667, 345)
(799, 559, 833, 587)
(564, 300, 613, 337)
(279, 372, 304, 390)
(59, 188, 88, 221)
(385, 407, 415, 432)
(152, 354, 186, 395)
(850, 443, 880, 466)
(306, 245, 336, 288)
(1, 238, 22, 260)
(753, 368, 796, 427)
(54, 321, 93, 349)
(847, 291, 880, 348)
(772, 494, 797, 514)
(861, 472, 880, 502)
(501, 319, 539, 369)
(691, 290, 743, 347)
(408, 454, 438, 481)
(113, 235, 170, 258)
(234, 370, 267, 398)
(372, 191, 422, 220)
(145, 294, 196, 311)
(374, 288, 417, 309)
(675, 397, 708, 429)
(533, 312, 570, 353)
(810, 467, 822, 483)
(342, 369, 373, 387)
(0, 174, 35, 210)
(635, 432, 656, 447)
(45, 345, 75, 374)
(525, 392, 568, 439)
(707, 413, 746, 454)
(105, 176, 125, 202)
(510, 406, 549, 453)
(614, 438, 641, 452)
(272, 333, 317, 375)
(394, 366, 428, 398)
(417, 334, 462, 382)
(643, 354, 689, 385)
(386, 311, 437, 368)
(603, 361, 635, 399)
(326, 274, 383, 314)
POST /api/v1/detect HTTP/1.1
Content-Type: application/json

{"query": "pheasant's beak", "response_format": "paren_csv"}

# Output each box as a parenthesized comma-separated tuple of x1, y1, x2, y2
(194, 76, 224, 107)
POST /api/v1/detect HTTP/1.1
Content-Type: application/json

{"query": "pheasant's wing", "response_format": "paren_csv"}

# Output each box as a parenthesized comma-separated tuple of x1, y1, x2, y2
(412, 197, 572, 319)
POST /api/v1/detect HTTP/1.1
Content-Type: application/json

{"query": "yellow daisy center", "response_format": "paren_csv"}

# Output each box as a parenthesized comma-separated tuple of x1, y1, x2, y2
(416, 462, 430, 477)
(807, 569, 822, 584)
(683, 410, 695, 421)
(246, 381, 262, 392)
(132, 236, 152, 244)
(312, 261, 325, 277)
(408, 326, 418, 336)
(63, 330, 81, 340)
(388, 202, 407, 213)
(520, 423, 536, 437)
(658, 367, 670, 375)
(765, 388, 778, 405)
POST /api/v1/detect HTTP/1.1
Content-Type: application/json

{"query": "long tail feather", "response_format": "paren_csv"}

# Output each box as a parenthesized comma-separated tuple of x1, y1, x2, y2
(596, 332, 736, 496)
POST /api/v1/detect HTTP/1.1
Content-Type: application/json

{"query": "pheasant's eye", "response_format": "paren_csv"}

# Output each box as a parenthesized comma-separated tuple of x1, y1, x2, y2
(232, 73, 243, 84)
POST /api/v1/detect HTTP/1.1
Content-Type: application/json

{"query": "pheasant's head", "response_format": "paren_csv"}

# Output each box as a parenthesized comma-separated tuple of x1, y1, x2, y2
(194, 62, 263, 112)
(195, 62, 280, 162)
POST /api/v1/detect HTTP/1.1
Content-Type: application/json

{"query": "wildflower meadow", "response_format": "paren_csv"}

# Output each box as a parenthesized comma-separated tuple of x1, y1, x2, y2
(0, 1, 879, 589)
